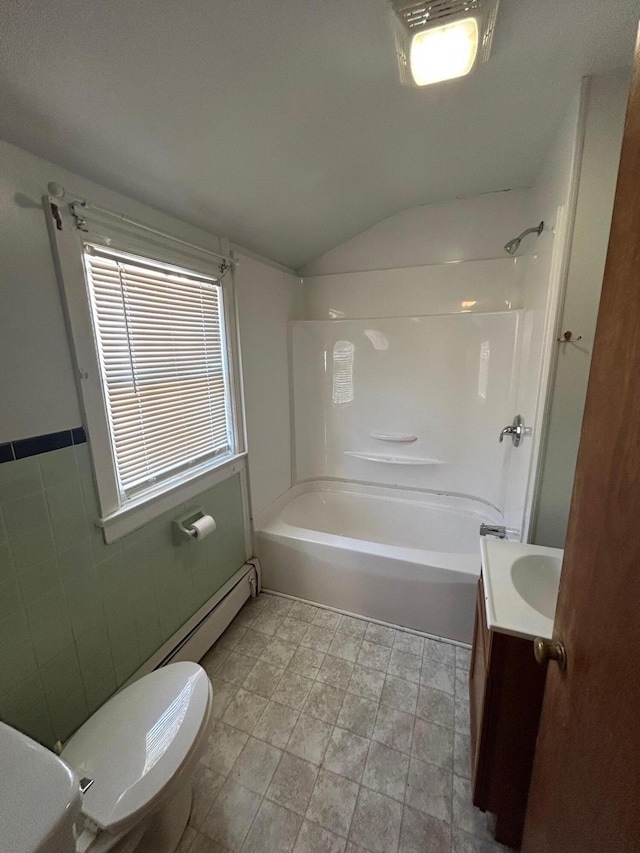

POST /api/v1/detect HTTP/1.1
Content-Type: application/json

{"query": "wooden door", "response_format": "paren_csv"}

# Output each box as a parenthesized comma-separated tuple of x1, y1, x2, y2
(522, 25, 640, 853)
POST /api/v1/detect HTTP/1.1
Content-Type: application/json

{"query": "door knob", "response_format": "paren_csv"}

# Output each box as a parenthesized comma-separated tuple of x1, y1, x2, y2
(533, 637, 567, 671)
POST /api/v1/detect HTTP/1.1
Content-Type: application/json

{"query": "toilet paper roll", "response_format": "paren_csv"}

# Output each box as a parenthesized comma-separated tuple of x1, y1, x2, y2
(189, 515, 217, 539)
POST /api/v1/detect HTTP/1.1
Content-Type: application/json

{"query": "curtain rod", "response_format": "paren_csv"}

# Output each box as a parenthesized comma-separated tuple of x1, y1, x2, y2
(47, 181, 234, 268)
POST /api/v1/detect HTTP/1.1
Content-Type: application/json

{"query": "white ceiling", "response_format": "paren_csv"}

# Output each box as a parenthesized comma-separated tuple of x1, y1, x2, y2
(0, 1, 638, 269)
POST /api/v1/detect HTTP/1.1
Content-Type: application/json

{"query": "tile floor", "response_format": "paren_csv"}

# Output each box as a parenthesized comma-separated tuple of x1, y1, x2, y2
(178, 592, 514, 853)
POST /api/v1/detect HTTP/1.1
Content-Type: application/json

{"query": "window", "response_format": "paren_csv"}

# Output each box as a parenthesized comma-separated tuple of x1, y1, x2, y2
(83, 243, 234, 499)
(47, 199, 245, 541)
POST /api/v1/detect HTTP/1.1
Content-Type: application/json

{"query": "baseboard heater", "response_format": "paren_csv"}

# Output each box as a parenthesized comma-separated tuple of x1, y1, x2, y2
(124, 558, 261, 689)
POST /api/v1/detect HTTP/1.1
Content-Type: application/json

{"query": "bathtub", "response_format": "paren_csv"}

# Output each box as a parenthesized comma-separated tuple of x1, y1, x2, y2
(254, 481, 504, 644)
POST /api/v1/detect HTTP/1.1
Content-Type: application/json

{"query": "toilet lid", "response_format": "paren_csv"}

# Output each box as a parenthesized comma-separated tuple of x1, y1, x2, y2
(61, 661, 211, 834)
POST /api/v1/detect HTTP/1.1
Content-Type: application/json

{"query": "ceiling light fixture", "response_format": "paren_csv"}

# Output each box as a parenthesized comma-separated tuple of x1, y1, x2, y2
(392, 0, 500, 87)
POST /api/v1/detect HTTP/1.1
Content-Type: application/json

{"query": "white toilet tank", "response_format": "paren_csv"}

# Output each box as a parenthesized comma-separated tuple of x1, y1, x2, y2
(0, 722, 81, 853)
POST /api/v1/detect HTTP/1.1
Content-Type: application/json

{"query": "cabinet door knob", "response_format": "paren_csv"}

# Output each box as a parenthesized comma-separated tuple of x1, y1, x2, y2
(533, 637, 567, 671)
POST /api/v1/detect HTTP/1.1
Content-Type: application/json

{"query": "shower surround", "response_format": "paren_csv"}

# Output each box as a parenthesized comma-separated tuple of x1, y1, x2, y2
(256, 256, 543, 642)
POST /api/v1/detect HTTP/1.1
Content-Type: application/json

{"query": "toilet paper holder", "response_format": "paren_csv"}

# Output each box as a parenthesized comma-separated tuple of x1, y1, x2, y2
(172, 508, 213, 545)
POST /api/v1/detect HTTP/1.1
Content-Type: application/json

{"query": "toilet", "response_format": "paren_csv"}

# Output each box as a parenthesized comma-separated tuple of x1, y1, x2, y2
(1, 661, 212, 853)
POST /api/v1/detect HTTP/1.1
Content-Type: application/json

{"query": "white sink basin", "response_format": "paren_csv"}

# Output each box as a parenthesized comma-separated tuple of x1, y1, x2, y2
(480, 538, 564, 641)
(510, 554, 562, 619)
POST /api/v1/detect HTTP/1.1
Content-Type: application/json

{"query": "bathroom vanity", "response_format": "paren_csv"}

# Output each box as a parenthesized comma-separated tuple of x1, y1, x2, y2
(470, 539, 563, 849)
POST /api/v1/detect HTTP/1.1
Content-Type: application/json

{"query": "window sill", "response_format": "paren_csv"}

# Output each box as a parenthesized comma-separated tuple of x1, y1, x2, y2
(97, 452, 247, 543)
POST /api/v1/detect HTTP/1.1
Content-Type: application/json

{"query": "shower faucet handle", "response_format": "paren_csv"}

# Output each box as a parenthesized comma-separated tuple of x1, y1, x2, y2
(499, 414, 528, 447)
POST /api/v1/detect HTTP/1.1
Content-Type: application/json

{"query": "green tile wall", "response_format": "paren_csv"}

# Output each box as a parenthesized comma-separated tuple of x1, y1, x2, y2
(0, 443, 247, 747)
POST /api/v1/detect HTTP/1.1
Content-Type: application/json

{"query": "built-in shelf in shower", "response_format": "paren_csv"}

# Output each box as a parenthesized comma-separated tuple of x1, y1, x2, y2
(344, 451, 444, 465)
(370, 432, 418, 443)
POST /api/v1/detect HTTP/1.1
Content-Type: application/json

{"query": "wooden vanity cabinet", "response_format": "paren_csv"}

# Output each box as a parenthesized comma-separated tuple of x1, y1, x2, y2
(469, 575, 547, 849)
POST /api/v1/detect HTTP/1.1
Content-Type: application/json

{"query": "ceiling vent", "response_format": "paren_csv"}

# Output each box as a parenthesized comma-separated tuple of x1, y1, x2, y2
(392, 0, 499, 86)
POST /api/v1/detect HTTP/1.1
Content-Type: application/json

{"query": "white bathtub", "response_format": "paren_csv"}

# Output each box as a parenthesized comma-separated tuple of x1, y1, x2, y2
(254, 481, 504, 644)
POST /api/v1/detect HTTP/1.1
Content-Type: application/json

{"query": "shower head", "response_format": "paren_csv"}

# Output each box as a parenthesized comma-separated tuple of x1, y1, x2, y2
(504, 221, 544, 255)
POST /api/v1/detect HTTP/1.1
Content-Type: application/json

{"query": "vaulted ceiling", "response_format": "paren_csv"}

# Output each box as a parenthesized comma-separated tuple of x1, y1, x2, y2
(0, 1, 637, 269)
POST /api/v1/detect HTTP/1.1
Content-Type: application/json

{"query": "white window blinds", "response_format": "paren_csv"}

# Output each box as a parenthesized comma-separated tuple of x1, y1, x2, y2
(82, 243, 233, 500)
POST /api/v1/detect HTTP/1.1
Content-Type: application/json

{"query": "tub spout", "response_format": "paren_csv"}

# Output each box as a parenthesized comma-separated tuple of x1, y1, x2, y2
(480, 524, 506, 538)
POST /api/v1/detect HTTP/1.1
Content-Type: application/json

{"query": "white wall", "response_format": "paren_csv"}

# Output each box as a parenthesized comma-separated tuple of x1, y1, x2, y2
(299, 189, 532, 277)
(533, 70, 629, 547)
(235, 256, 300, 517)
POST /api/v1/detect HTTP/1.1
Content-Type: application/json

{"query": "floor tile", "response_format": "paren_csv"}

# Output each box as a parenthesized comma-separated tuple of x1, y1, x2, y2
(243, 661, 285, 699)
(412, 718, 454, 769)
(347, 666, 385, 703)
(357, 640, 391, 672)
(372, 704, 414, 755)
(306, 768, 359, 837)
(416, 686, 455, 729)
(452, 775, 494, 841)
(251, 612, 284, 637)
(399, 805, 451, 853)
(301, 624, 335, 653)
(272, 670, 315, 710)
(201, 645, 230, 678)
(302, 681, 346, 725)
(456, 646, 472, 671)
(262, 594, 293, 617)
(451, 827, 515, 852)
(228, 736, 282, 795)
(364, 622, 396, 648)
(221, 687, 269, 734)
(420, 658, 455, 695)
(455, 667, 468, 700)
(323, 726, 370, 783)
(218, 622, 247, 650)
(202, 779, 261, 851)
(294, 820, 347, 853)
(455, 699, 471, 734)
(176, 826, 198, 852)
(312, 608, 342, 630)
(253, 700, 299, 749)
(189, 831, 229, 853)
(405, 756, 452, 822)
(217, 651, 255, 686)
(210, 681, 238, 720)
(260, 637, 298, 669)
(454, 732, 471, 779)
(327, 632, 362, 663)
(338, 615, 368, 638)
(349, 786, 403, 853)
(288, 646, 326, 679)
(337, 693, 379, 738)
(201, 721, 249, 776)
(289, 601, 320, 623)
(234, 629, 271, 659)
(388, 649, 422, 684)
(381, 674, 419, 714)
(277, 617, 311, 645)
(199, 597, 494, 853)
(287, 713, 333, 765)
(423, 638, 456, 666)
(266, 752, 319, 815)
(362, 740, 409, 801)
(317, 655, 354, 690)
(393, 632, 425, 657)
(242, 799, 302, 853)
(190, 764, 225, 829)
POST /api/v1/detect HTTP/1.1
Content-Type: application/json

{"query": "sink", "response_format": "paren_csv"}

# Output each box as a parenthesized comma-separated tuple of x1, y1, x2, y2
(480, 537, 564, 641)
(510, 554, 562, 619)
